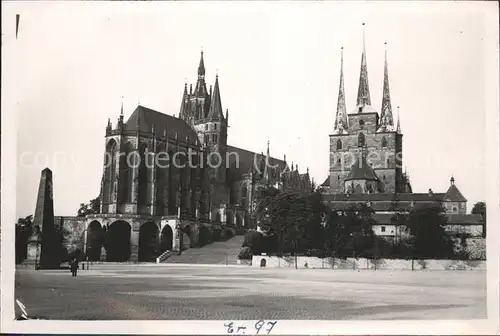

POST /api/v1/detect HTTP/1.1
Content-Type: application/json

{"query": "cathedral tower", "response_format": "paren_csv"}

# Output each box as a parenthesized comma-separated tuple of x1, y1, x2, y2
(329, 27, 404, 194)
(179, 51, 229, 185)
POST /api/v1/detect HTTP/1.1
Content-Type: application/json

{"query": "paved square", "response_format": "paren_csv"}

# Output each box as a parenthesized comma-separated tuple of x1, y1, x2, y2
(15, 264, 486, 320)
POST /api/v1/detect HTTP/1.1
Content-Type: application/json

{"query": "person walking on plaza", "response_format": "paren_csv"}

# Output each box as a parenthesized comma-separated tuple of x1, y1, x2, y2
(70, 258, 78, 277)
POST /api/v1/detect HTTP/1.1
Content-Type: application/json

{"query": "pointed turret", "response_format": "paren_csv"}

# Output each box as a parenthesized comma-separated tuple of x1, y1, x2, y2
(334, 47, 348, 134)
(378, 42, 395, 132)
(396, 106, 402, 134)
(194, 51, 208, 98)
(444, 176, 467, 202)
(179, 83, 188, 119)
(356, 23, 372, 109)
(208, 74, 224, 120)
(198, 50, 205, 77)
(106, 118, 112, 135)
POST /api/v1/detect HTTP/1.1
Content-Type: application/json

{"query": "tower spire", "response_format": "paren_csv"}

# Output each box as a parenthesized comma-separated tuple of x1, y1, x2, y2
(396, 105, 402, 133)
(356, 23, 371, 108)
(334, 47, 348, 133)
(380, 42, 394, 129)
(208, 74, 223, 120)
(198, 50, 205, 77)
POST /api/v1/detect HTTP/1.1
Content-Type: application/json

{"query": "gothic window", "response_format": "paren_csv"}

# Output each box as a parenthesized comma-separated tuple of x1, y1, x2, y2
(382, 137, 388, 148)
(214, 134, 218, 143)
(337, 158, 341, 165)
(386, 159, 390, 167)
(214, 123, 217, 130)
(358, 133, 365, 147)
(383, 175, 386, 180)
(336, 139, 342, 150)
(204, 134, 209, 144)
(205, 124, 208, 130)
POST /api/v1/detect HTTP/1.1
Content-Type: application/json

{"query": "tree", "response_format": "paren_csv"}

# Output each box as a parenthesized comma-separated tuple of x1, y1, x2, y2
(342, 203, 377, 258)
(77, 196, 100, 217)
(406, 203, 454, 259)
(15, 215, 33, 263)
(323, 210, 351, 261)
(253, 189, 326, 258)
(471, 201, 486, 238)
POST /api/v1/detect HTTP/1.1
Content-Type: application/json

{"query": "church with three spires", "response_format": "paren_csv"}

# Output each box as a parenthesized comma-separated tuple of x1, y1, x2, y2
(319, 28, 484, 240)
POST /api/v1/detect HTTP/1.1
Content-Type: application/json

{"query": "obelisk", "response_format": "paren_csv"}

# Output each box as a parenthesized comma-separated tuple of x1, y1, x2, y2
(30, 168, 59, 269)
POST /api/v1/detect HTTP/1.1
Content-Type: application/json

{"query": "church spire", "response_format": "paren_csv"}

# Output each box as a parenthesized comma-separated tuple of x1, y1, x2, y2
(208, 74, 223, 120)
(198, 50, 205, 77)
(194, 50, 208, 98)
(380, 42, 394, 128)
(396, 105, 402, 134)
(179, 83, 188, 119)
(334, 47, 348, 133)
(356, 23, 371, 108)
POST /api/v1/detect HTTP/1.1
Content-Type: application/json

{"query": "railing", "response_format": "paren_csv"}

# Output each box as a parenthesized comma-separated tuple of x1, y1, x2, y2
(156, 250, 172, 263)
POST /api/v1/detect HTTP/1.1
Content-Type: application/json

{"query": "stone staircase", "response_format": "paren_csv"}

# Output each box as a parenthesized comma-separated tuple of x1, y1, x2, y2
(162, 235, 244, 265)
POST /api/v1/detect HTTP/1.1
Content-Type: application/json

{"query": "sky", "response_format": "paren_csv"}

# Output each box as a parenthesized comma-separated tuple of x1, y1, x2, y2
(4, 1, 496, 218)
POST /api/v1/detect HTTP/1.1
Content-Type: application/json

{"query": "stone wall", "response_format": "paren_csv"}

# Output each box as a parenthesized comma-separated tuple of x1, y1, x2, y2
(252, 255, 486, 270)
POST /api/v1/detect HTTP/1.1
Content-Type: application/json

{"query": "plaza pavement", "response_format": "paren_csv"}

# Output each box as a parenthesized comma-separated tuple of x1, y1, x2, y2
(15, 264, 486, 320)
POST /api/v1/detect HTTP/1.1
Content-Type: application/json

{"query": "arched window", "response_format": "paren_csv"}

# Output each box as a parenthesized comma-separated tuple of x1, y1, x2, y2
(359, 119, 365, 126)
(336, 139, 342, 150)
(358, 133, 365, 147)
(382, 137, 388, 148)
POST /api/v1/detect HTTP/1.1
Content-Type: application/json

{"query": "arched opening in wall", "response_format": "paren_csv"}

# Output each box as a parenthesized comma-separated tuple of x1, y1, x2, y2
(336, 139, 342, 150)
(240, 185, 248, 208)
(236, 215, 242, 227)
(159, 225, 173, 252)
(137, 143, 148, 205)
(138, 222, 159, 262)
(382, 137, 388, 148)
(87, 221, 104, 261)
(104, 139, 118, 204)
(227, 212, 234, 226)
(354, 184, 363, 194)
(358, 133, 365, 147)
(121, 141, 134, 202)
(215, 212, 221, 223)
(182, 225, 192, 250)
(106, 220, 131, 262)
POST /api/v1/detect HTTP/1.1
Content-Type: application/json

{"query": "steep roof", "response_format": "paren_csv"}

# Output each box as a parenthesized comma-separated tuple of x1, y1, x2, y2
(443, 184, 467, 202)
(321, 176, 330, 187)
(345, 156, 379, 181)
(447, 214, 482, 224)
(226, 145, 285, 174)
(125, 105, 198, 141)
(322, 192, 446, 202)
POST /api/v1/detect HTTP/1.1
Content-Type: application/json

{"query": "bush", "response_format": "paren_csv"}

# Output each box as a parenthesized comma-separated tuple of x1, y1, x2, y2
(238, 247, 253, 260)
(242, 230, 263, 248)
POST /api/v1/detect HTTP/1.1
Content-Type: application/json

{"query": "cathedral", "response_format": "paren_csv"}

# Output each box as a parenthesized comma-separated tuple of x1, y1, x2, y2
(320, 37, 483, 241)
(79, 51, 312, 262)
